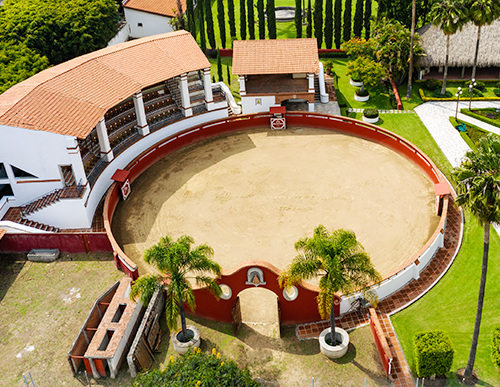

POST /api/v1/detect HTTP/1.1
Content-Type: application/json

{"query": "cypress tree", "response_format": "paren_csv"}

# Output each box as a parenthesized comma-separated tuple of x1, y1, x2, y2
(217, 0, 227, 47)
(295, 0, 302, 38)
(226, 64, 231, 85)
(334, 0, 342, 48)
(306, 0, 312, 38)
(324, 0, 333, 48)
(343, 0, 352, 42)
(313, 0, 323, 48)
(186, 0, 196, 36)
(206, 0, 216, 48)
(199, 0, 207, 55)
(240, 0, 247, 39)
(228, 0, 236, 38)
(217, 50, 223, 82)
(247, 0, 255, 39)
(266, 0, 277, 39)
(176, 0, 185, 29)
(377, 0, 385, 18)
(364, 0, 371, 39)
(257, 0, 265, 39)
(353, 0, 364, 37)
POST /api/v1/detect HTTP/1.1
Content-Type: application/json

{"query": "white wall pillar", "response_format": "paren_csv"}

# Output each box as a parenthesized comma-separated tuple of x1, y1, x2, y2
(203, 68, 214, 111)
(88, 358, 100, 379)
(65, 137, 88, 185)
(308, 73, 315, 94)
(308, 102, 315, 112)
(133, 92, 150, 136)
(96, 117, 114, 162)
(238, 75, 246, 96)
(179, 73, 193, 117)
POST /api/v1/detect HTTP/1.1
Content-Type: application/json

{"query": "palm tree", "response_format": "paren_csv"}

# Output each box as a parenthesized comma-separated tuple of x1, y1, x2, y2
(430, 0, 467, 95)
(279, 226, 381, 341)
(130, 235, 222, 342)
(453, 135, 500, 379)
(468, 0, 500, 80)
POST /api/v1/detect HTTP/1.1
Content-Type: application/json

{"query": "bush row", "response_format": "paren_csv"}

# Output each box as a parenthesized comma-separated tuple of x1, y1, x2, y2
(460, 108, 500, 130)
(419, 89, 500, 102)
(493, 327, 500, 369)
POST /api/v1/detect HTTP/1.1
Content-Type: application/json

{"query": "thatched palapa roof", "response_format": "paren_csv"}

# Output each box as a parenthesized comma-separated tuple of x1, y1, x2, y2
(417, 20, 500, 68)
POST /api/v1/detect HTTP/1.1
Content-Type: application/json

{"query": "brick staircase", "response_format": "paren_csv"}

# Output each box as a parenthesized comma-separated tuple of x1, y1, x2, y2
(20, 185, 85, 216)
(165, 78, 183, 109)
(2, 207, 60, 232)
(315, 75, 337, 103)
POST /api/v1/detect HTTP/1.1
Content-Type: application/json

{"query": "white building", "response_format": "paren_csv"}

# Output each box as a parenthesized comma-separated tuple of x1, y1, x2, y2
(232, 38, 328, 114)
(122, 0, 186, 39)
(0, 31, 229, 232)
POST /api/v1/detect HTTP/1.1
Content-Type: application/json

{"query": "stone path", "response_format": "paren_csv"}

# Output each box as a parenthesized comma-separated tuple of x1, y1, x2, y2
(348, 108, 414, 114)
(315, 100, 341, 115)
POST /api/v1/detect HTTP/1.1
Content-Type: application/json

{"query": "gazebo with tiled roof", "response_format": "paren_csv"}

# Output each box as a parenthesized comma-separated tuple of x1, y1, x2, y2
(232, 38, 325, 114)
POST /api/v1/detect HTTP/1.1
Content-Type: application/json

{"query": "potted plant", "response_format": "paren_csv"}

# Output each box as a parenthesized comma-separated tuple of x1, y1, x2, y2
(130, 235, 222, 355)
(350, 78, 363, 87)
(279, 226, 381, 359)
(346, 57, 385, 102)
(362, 108, 379, 123)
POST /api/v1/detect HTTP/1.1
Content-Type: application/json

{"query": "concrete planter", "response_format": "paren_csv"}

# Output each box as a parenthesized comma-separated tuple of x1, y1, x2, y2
(319, 327, 349, 359)
(171, 325, 201, 355)
(354, 93, 370, 102)
(362, 115, 379, 123)
(350, 79, 363, 87)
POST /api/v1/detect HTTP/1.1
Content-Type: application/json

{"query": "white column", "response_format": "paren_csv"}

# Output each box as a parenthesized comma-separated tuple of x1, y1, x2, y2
(96, 117, 114, 162)
(65, 137, 88, 185)
(238, 75, 246, 96)
(308, 73, 315, 94)
(318, 62, 329, 103)
(179, 73, 193, 117)
(133, 92, 149, 136)
(203, 68, 214, 111)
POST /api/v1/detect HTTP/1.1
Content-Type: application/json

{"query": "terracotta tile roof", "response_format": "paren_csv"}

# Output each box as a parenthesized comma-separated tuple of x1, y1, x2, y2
(123, 0, 186, 17)
(0, 30, 209, 139)
(232, 38, 319, 75)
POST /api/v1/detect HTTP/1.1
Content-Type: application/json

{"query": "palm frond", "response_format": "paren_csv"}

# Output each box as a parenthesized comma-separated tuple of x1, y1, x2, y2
(195, 275, 222, 299)
(129, 274, 163, 305)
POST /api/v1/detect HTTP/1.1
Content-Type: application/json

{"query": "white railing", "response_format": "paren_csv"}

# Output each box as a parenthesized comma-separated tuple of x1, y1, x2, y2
(213, 82, 241, 115)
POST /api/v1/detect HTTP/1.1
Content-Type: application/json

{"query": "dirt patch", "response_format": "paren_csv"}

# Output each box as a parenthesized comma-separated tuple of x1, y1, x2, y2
(112, 127, 440, 284)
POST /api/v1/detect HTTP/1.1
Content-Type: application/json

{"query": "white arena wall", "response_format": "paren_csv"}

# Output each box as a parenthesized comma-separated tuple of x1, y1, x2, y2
(241, 95, 279, 114)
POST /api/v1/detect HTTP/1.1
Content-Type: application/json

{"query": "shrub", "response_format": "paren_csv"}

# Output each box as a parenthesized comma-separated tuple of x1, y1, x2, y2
(132, 348, 259, 387)
(413, 331, 454, 378)
(464, 88, 484, 98)
(493, 327, 500, 368)
(324, 60, 334, 74)
(432, 89, 453, 98)
(355, 88, 369, 96)
(467, 80, 486, 91)
(494, 88, 500, 97)
(424, 79, 442, 91)
(363, 108, 379, 118)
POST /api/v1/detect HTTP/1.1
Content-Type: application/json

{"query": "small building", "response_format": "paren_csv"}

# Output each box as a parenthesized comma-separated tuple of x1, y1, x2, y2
(122, 0, 187, 39)
(232, 38, 328, 114)
(68, 277, 142, 379)
(418, 20, 500, 80)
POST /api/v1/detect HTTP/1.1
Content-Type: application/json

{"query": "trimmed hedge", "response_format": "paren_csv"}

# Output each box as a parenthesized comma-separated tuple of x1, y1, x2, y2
(460, 108, 500, 130)
(494, 88, 500, 97)
(493, 327, 500, 369)
(449, 117, 477, 150)
(413, 330, 454, 378)
(432, 89, 453, 98)
(419, 88, 500, 102)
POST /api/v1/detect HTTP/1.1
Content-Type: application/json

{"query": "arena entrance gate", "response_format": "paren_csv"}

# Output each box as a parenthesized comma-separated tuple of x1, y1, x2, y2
(187, 260, 340, 327)
(231, 294, 282, 337)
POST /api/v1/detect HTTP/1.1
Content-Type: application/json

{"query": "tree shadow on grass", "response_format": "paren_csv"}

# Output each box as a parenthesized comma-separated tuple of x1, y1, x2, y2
(0, 253, 27, 303)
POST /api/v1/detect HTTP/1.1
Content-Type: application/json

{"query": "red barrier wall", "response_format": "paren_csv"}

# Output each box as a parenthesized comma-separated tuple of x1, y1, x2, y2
(0, 233, 112, 253)
(369, 308, 392, 376)
(187, 260, 340, 326)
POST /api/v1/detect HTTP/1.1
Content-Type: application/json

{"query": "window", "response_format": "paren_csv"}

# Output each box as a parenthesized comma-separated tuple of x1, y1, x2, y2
(0, 163, 7, 179)
(137, 23, 143, 27)
(0, 183, 14, 200)
(11, 165, 37, 179)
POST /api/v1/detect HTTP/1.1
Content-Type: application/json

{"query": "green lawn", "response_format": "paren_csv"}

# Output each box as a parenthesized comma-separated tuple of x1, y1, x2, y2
(392, 214, 500, 386)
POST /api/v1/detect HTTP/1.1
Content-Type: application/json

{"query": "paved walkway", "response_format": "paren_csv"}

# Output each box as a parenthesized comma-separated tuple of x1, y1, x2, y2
(348, 108, 414, 114)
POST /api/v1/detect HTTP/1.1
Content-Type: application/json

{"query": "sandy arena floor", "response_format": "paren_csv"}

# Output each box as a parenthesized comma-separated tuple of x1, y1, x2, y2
(112, 127, 440, 288)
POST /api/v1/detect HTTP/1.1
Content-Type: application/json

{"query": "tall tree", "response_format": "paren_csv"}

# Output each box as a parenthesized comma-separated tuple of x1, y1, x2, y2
(228, 0, 237, 38)
(364, 0, 372, 39)
(205, 0, 217, 48)
(130, 235, 222, 343)
(199, 0, 207, 54)
(186, 0, 196, 35)
(217, 50, 223, 81)
(295, 0, 303, 38)
(280, 226, 381, 342)
(343, 0, 352, 42)
(267, 0, 277, 38)
(307, 0, 313, 38)
(217, 0, 227, 47)
(176, 0, 185, 29)
(257, 0, 266, 39)
(406, 0, 416, 99)
(248, 0, 256, 39)
(430, 0, 467, 94)
(334, 0, 342, 48)
(314, 0, 324, 48)
(226, 64, 232, 85)
(468, 0, 500, 80)
(325, 0, 334, 48)
(452, 135, 500, 380)
(240, 0, 247, 39)
(353, 0, 364, 37)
